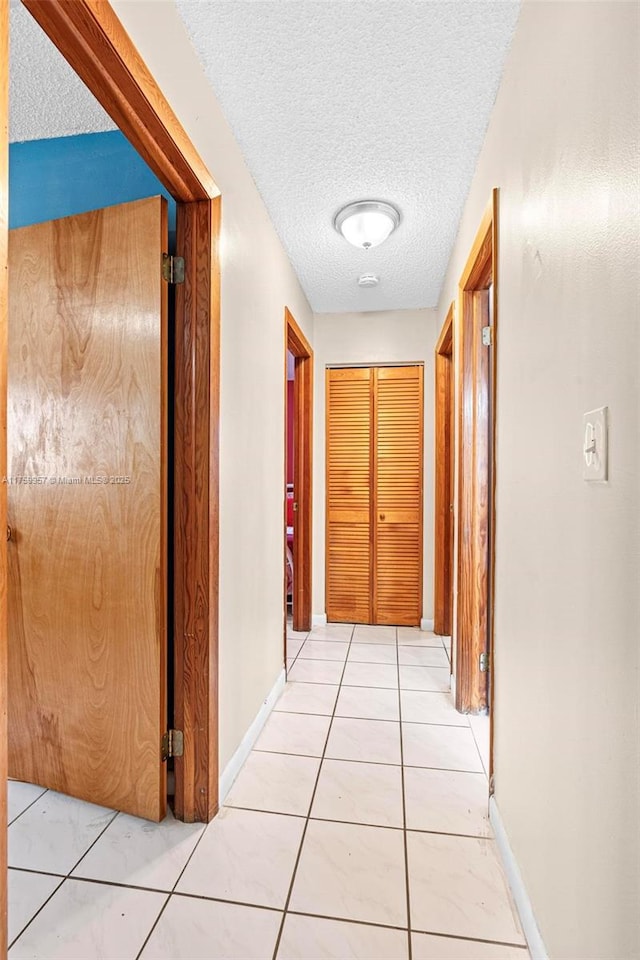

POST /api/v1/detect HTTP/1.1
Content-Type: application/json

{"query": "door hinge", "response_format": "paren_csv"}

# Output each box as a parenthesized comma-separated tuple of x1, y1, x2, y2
(161, 729, 184, 761)
(479, 652, 489, 673)
(482, 325, 492, 347)
(161, 254, 185, 285)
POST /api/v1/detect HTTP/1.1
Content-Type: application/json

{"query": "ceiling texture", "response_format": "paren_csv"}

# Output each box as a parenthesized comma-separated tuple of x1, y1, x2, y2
(9, 0, 520, 314)
(9, 1, 116, 143)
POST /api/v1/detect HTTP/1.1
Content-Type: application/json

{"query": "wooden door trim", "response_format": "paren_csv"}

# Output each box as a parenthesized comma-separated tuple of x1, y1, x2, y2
(285, 308, 313, 633)
(21, 0, 218, 203)
(5, 1, 222, 827)
(0, 1, 8, 953)
(455, 190, 498, 719)
(434, 302, 454, 636)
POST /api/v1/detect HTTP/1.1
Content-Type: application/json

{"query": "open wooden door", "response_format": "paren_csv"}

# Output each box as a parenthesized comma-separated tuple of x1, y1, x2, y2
(7, 196, 168, 822)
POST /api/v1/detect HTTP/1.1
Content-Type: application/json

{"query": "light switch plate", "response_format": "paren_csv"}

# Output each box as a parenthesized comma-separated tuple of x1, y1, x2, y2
(583, 406, 608, 482)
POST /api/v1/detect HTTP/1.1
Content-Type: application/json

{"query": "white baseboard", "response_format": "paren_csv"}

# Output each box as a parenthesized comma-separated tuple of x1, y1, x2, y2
(219, 669, 286, 805)
(489, 796, 548, 960)
(420, 618, 434, 631)
(312, 613, 328, 626)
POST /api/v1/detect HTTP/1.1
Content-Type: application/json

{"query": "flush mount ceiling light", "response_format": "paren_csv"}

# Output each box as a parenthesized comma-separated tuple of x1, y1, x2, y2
(334, 200, 400, 250)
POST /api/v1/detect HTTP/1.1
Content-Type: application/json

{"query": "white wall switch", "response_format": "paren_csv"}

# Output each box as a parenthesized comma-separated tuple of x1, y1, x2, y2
(583, 406, 608, 481)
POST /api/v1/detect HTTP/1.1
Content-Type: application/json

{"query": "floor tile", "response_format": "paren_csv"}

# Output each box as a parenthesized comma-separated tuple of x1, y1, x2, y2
(286, 637, 304, 659)
(399, 665, 450, 692)
(469, 712, 491, 776)
(287, 628, 309, 640)
(72, 807, 204, 891)
(8, 790, 116, 874)
(8, 870, 61, 946)
(326, 717, 401, 765)
(176, 807, 304, 908)
(347, 642, 397, 664)
(398, 646, 449, 668)
(342, 662, 398, 689)
(312, 759, 403, 827)
(441, 635, 452, 652)
(403, 723, 483, 773)
(412, 932, 529, 959)
(298, 639, 349, 661)
(335, 685, 400, 721)
(275, 682, 339, 716)
(290, 819, 407, 927)
(400, 690, 468, 726)
(278, 914, 409, 959)
(286, 657, 295, 672)
(404, 767, 491, 837)
(255, 711, 331, 757)
(139, 896, 282, 959)
(308, 624, 353, 642)
(9, 878, 166, 960)
(225, 750, 320, 816)
(288, 658, 344, 684)
(397, 628, 442, 647)
(407, 832, 525, 944)
(8, 782, 47, 825)
(353, 625, 397, 643)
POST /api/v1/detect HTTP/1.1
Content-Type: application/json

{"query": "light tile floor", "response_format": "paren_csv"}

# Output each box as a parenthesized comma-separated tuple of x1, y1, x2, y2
(7, 624, 528, 959)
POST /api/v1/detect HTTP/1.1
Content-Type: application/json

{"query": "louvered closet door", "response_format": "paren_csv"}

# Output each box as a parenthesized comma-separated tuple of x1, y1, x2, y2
(374, 366, 424, 626)
(326, 368, 372, 623)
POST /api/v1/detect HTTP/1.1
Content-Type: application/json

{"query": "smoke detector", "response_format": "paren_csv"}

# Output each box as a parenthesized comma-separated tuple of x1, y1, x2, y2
(358, 274, 379, 287)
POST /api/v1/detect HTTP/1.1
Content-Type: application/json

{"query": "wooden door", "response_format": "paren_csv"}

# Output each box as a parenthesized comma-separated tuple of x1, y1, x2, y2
(7, 196, 168, 822)
(326, 367, 372, 623)
(326, 365, 423, 626)
(374, 366, 423, 626)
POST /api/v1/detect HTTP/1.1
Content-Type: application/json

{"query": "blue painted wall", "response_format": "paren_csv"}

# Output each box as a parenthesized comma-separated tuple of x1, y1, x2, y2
(9, 130, 176, 238)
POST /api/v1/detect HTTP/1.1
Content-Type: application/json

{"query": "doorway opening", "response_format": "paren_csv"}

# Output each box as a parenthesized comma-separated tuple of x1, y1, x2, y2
(1, 2, 222, 902)
(434, 302, 455, 639)
(454, 189, 498, 784)
(284, 309, 313, 637)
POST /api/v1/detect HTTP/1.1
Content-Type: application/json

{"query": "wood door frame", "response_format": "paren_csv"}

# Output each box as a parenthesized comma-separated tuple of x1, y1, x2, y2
(434, 302, 455, 637)
(285, 308, 313, 634)
(0, 1, 8, 953)
(1, 0, 222, 849)
(455, 190, 498, 722)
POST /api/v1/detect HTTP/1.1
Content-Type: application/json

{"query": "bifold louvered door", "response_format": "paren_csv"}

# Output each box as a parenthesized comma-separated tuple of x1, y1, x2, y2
(326, 365, 423, 626)
(326, 368, 373, 623)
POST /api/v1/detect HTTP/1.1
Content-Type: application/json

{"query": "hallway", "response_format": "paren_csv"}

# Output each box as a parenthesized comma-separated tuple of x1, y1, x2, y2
(7, 624, 527, 959)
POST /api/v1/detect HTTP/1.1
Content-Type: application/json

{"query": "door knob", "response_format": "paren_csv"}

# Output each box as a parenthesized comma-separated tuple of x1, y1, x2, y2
(379, 513, 385, 521)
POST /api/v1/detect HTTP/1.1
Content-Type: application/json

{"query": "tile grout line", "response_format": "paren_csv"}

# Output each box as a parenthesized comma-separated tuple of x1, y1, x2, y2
(395, 627, 413, 960)
(272, 708, 471, 731)
(6, 785, 49, 828)
(271, 622, 357, 960)
(8, 804, 120, 950)
(135, 773, 217, 958)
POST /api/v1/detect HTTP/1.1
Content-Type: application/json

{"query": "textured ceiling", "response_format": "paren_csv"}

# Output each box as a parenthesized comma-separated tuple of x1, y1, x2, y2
(9, 0, 116, 144)
(176, 0, 520, 312)
(9, 0, 520, 313)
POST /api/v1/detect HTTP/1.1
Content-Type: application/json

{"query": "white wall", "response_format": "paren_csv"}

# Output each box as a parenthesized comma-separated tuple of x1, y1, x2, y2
(312, 309, 439, 622)
(438, 3, 640, 957)
(112, 1, 314, 773)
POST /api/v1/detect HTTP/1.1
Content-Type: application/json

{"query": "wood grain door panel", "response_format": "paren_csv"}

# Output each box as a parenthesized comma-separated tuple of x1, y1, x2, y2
(374, 366, 423, 626)
(326, 368, 372, 624)
(326, 365, 423, 626)
(7, 197, 167, 821)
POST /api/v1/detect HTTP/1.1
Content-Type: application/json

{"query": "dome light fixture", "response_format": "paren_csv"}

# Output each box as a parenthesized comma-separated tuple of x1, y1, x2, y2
(334, 200, 400, 250)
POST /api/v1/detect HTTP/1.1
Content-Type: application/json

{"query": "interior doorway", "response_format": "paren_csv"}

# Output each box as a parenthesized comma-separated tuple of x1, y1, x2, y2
(284, 308, 313, 635)
(434, 302, 455, 638)
(454, 190, 498, 785)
